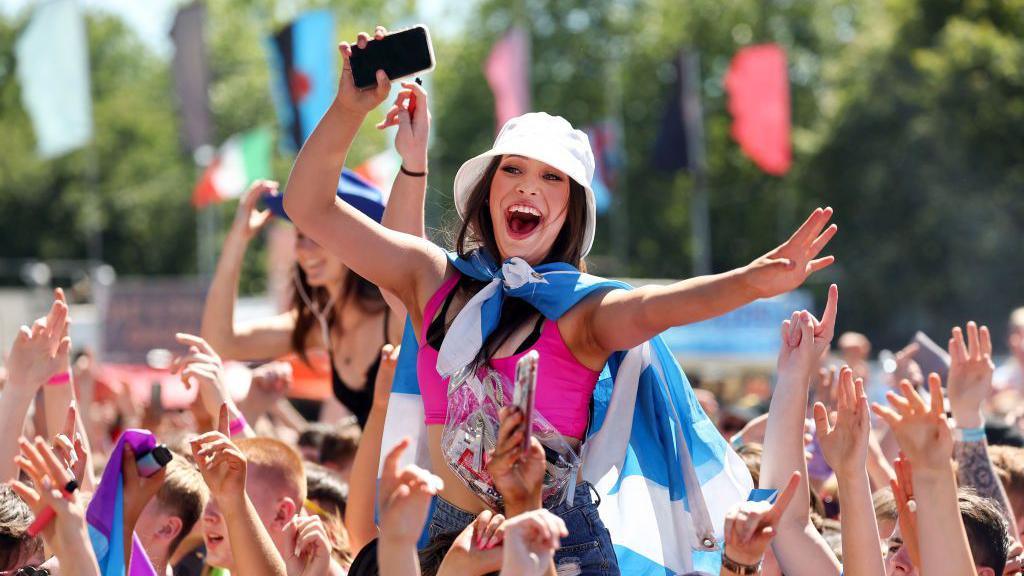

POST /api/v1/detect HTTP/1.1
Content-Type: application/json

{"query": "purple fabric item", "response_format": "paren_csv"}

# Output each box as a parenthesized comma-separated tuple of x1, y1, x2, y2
(86, 429, 158, 576)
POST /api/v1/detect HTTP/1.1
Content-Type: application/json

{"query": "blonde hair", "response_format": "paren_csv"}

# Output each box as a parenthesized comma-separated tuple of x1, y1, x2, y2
(154, 455, 208, 555)
(236, 438, 307, 503)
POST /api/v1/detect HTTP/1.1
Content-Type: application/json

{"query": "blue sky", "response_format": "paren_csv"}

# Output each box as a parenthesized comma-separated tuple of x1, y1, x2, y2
(0, 0, 465, 56)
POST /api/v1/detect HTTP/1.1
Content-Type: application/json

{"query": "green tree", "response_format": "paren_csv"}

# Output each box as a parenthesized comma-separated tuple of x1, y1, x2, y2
(799, 0, 1024, 348)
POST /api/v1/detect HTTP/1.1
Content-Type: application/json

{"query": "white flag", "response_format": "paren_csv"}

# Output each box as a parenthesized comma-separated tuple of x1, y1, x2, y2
(16, 0, 94, 158)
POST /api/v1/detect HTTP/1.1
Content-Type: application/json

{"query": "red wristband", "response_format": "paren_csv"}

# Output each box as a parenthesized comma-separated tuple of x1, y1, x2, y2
(46, 372, 71, 386)
(229, 415, 247, 437)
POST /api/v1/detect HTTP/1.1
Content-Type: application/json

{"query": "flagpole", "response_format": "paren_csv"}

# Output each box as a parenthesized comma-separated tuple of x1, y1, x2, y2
(610, 41, 629, 273)
(194, 148, 216, 279)
(682, 51, 711, 276)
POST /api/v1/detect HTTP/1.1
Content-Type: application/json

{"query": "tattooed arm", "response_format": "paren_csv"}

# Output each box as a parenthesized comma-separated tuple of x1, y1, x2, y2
(947, 321, 1021, 536)
(954, 439, 1017, 527)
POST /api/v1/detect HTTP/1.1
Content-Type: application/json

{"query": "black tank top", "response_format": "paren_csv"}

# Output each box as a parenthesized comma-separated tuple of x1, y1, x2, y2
(330, 308, 390, 428)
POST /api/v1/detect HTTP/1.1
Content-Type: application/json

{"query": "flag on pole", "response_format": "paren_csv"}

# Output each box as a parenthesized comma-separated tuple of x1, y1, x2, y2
(485, 26, 531, 134)
(353, 149, 400, 197)
(15, 0, 93, 159)
(266, 10, 337, 152)
(725, 44, 791, 176)
(170, 3, 212, 153)
(652, 50, 709, 181)
(193, 128, 273, 208)
(584, 121, 623, 214)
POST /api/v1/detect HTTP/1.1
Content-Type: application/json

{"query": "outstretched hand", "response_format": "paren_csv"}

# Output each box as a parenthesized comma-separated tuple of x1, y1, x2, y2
(723, 471, 801, 566)
(377, 81, 430, 173)
(439, 511, 506, 574)
(499, 509, 568, 576)
(282, 514, 333, 576)
(890, 455, 921, 568)
(12, 437, 98, 573)
(230, 180, 275, 241)
(946, 321, 993, 429)
(191, 404, 247, 506)
(872, 374, 953, 472)
(743, 207, 837, 299)
(52, 403, 88, 484)
(372, 344, 400, 411)
(378, 437, 443, 545)
(814, 366, 871, 477)
(5, 289, 70, 396)
(173, 333, 235, 425)
(336, 26, 391, 115)
(777, 284, 838, 381)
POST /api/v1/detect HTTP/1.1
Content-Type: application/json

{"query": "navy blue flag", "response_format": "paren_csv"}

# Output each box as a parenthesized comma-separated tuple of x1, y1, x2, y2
(266, 10, 336, 152)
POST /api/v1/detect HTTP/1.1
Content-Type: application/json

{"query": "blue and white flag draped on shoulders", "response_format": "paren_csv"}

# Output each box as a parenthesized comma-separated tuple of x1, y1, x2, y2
(379, 250, 753, 574)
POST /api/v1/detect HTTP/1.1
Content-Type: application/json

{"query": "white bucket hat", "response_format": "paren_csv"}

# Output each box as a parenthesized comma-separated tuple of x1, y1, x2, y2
(453, 112, 597, 258)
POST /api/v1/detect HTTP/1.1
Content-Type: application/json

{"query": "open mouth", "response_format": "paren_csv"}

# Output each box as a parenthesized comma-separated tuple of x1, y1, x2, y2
(505, 204, 542, 239)
(206, 533, 225, 547)
(299, 258, 324, 272)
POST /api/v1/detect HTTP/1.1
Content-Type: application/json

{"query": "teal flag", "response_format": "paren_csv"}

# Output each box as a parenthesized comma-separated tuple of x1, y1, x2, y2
(15, 0, 94, 158)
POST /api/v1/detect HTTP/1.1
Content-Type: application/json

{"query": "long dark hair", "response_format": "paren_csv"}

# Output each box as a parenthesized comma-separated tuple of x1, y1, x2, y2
(290, 264, 387, 363)
(434, 156, 589, 360)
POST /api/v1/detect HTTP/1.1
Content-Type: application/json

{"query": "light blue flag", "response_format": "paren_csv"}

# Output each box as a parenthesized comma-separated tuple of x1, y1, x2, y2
(380, 251, 754, 574)
(15, 0, 94, 158)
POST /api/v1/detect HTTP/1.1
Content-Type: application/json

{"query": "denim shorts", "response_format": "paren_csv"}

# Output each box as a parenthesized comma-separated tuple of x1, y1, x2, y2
(427, 482, 620, 576)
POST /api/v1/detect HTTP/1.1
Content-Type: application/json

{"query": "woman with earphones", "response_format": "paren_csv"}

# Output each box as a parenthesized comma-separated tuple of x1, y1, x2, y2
(201, 29, 428, 427)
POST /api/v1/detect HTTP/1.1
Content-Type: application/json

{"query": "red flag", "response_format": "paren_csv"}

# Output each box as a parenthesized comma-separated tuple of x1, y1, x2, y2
(725, 44, 791, 176)
(485, 27, 531, 133)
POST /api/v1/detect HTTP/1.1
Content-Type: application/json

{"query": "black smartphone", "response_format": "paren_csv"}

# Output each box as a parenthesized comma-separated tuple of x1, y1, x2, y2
(349, 25, 435, 90)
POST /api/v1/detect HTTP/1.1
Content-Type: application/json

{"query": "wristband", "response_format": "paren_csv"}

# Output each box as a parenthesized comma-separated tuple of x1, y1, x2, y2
(229, 415, 248, 437)
(399, 164, 427, 178)
(730, 434, 745, 450)
(46, 372, 71, 386)
(721, 551, 761, 575)
(955, 426, 986, 443)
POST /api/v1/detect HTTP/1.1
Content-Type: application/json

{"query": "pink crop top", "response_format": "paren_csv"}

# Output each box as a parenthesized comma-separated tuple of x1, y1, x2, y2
(416, 273, 599, 440)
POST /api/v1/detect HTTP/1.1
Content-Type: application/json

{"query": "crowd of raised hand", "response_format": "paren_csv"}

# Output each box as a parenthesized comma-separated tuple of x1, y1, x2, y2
(725, 286, 1024, 576)
(5, 24, 1024, 576)
(2, 280, 1023, 576)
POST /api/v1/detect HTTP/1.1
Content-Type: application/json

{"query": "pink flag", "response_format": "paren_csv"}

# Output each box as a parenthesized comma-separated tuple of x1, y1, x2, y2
(485, 26, 531, 133)
(725, 44, 791, 176)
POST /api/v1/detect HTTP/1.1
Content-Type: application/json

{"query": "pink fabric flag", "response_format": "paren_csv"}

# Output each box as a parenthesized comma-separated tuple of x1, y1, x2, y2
(725, 44, 791, 176)
(485, 26, 531, 133)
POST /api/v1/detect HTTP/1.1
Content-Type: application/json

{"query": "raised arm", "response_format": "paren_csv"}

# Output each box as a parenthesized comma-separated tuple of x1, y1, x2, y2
(42, 290, 97, 491)
(587, 208, 836, 354)
(192, 404, 287, 576)
(873, 376, 978, 576)
(759, 286, 843, 576)
(173, 334, 255, 437)
(0, 297, 69, 483)
(719, 472, 801, 576)
(282, 32, 446, 317)
(379, 80, 430, 241)
(947, 322, 1021, 536)
(201, 180, 297, 361)
(813, 367, 886, 576)
(377, 437, 444, 576)
(345, 343, 399, 551)
(13, 438, 101, 576)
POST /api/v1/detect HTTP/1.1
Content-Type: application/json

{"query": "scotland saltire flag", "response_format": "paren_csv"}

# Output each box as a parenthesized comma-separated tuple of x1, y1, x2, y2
(380, 252, 753, 574)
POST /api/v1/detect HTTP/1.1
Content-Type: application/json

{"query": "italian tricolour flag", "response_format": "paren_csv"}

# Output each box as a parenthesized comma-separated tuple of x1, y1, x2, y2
(193, 128, 272, 208)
